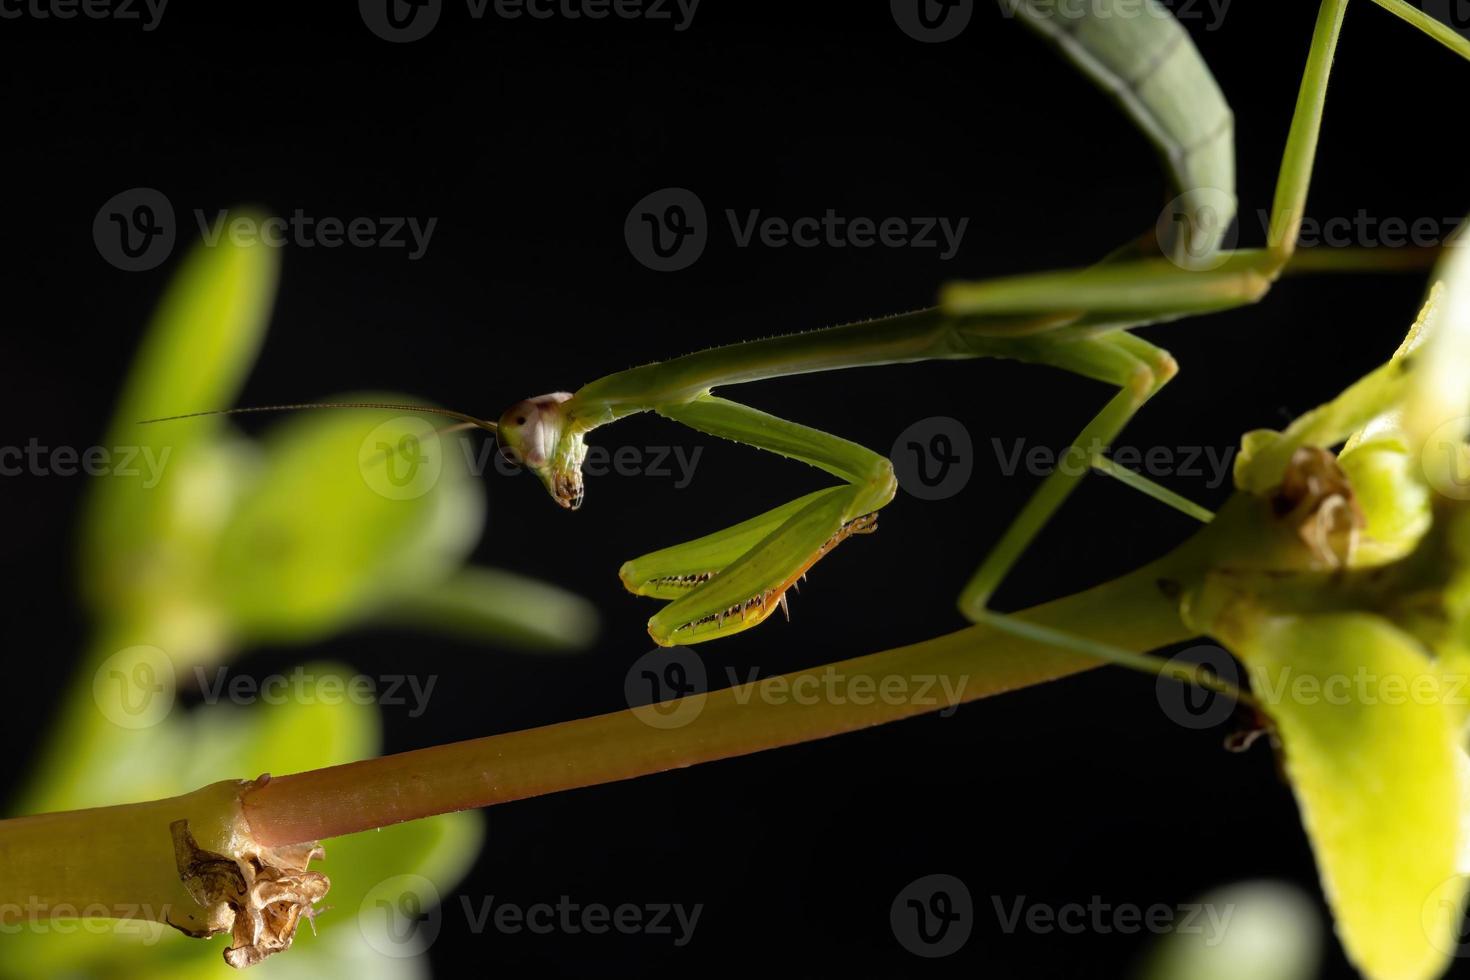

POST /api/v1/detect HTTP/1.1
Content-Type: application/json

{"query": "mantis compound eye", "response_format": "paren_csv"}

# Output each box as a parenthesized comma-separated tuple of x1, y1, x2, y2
(496, 392, 586, 509)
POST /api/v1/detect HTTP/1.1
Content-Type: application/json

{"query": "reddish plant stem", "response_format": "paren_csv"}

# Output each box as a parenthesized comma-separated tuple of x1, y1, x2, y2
(242, 558, 1189, 846)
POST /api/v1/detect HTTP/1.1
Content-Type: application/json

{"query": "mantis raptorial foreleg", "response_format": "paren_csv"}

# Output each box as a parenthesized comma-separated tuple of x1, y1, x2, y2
(618, 396, 895, 645)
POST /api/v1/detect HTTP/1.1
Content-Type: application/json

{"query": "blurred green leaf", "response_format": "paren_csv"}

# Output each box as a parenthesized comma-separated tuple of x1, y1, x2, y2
(384, 566, 598, 650)
(1139, 881, 1322, 980)
(15, 215, 596, 977)
(81, 225, 277, 627)
(1229, 612, 1467, 980)
(1338, 434, 1432, 565)
(210, 407, 484, 643)
(5, 667, 482, 980)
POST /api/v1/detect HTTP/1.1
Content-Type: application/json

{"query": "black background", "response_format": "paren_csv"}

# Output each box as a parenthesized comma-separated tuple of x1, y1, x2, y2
(3, 1, 1468, 977)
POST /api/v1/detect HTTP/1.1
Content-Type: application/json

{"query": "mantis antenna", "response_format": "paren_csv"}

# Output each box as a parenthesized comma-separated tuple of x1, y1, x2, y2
(139, 402, 499, 434)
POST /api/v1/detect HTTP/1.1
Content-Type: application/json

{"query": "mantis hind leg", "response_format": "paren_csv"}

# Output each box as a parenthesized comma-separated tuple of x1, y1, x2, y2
(958, 331, 1177, 620)
(617, 395, 895, 646)
(950, 0, 1470, 619)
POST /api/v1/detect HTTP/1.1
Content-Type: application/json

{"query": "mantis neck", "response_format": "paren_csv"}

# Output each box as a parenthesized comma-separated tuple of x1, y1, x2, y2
(570, 307, 988, 413)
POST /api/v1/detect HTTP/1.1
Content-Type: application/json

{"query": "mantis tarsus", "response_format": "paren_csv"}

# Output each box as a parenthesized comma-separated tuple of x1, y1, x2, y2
(148, 0, 1470, 655)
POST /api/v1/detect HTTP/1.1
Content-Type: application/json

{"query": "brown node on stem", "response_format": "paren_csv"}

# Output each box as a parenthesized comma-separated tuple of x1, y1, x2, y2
(170, 799, 329, 969)
(1270, 446, 1365, 568)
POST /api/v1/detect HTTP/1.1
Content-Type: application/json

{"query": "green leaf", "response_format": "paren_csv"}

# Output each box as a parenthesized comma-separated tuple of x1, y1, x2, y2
(179, 661, 383, 786)
(210, 406, 485, 643)
(80, 222, 278, 621)
(1404, 231, 1470, 462)
(1231, 612, 1468, 980)
(381, 566, 598, 650)
(2, 667, 483, 980)
(1140, 881, 1322, 980)
(1338, 435, 1432, 565)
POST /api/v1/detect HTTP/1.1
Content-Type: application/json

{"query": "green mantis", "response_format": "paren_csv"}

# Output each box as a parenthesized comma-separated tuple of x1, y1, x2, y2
(149, 0, 1470, 649)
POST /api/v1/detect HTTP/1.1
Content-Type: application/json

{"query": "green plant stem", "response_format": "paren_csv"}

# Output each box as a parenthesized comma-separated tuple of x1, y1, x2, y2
(241, 555, 1191, 846)
(0, 780, 249, 936)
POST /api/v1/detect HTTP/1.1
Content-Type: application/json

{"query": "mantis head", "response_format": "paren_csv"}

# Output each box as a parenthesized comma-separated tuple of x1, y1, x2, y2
(495, 392, 588, 510)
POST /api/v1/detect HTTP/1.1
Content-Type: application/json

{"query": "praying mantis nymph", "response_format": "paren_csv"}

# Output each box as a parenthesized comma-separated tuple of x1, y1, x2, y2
(147, 0, 1470, 649)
